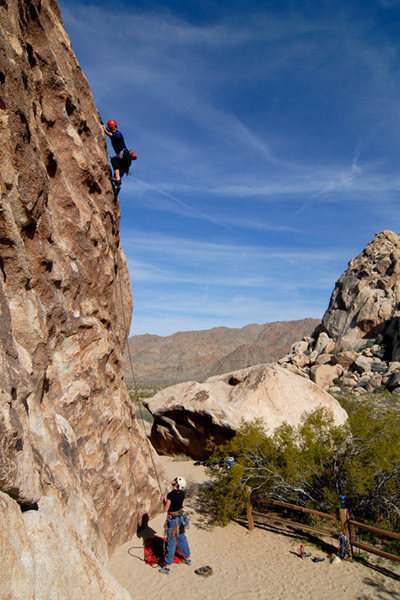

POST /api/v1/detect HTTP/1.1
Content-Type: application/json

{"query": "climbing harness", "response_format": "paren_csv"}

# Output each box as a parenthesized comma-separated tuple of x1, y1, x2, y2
(163, 509, 190, 556)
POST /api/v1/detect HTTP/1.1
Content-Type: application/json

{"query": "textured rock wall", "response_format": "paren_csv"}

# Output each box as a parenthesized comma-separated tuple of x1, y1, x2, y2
(0, 1, 165, 597)
(277, 231, 400, 396)
(321, 231, 400, 354)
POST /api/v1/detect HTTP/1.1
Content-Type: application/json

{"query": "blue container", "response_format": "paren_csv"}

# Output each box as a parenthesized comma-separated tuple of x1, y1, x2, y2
(225, 457, 235, 469)
(340, 495, 346, 509)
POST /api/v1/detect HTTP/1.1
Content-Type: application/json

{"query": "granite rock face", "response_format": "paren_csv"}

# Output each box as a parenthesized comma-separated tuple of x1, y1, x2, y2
(277, 231, 400, 396)
(145, 363, 348, 459)
(321, 231, 400, 353)
(0, 1, 165, 598)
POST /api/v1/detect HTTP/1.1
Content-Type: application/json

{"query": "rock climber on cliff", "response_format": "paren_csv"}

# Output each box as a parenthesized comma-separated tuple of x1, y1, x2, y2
(103, 118, 137, 195)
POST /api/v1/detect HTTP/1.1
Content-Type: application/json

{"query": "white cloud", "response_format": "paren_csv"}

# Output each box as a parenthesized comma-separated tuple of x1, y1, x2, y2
(122, 231, 350, 310)
(122, 230, 346, 263)
(130, 290, 326, 336)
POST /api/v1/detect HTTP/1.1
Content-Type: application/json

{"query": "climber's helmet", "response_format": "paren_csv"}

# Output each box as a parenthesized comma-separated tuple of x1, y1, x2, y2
(174, 476, 186, 491)
(107, 119, 117, 130)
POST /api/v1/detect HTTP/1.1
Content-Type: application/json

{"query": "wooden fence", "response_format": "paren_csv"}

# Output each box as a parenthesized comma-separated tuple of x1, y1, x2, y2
(245, 489, 400, 563)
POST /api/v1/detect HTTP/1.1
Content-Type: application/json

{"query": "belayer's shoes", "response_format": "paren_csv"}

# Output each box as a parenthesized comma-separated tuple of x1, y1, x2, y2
(159, 566, 171, 575)
(195, 565, 213, 576)
(181, 558, 191, 565)
(312, 557, 325, 563)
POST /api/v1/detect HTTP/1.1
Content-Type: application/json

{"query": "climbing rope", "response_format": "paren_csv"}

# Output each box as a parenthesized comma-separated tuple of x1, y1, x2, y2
(116, 258, 164, 499)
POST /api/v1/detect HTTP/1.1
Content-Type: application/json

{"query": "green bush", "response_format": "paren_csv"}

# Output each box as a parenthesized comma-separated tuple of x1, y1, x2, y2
(336, 398, 400, 529)
(205, 405, 400, 531)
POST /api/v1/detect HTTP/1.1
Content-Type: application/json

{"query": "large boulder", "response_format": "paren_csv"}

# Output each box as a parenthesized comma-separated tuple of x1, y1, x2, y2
(1, 492, 131, 600)
(145, 364, 348, 459)
(270, 232, 400, 395)
(321, 231, 400, 355)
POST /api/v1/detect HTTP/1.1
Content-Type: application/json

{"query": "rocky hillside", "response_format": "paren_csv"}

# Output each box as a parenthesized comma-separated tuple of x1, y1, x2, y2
(278, 231, 400, 396)
(123, 318, 320, 382)
(0, 2, 165, 598)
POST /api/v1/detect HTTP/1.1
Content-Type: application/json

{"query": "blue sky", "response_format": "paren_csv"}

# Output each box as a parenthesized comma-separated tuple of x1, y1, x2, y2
(59, 0, 400, 336)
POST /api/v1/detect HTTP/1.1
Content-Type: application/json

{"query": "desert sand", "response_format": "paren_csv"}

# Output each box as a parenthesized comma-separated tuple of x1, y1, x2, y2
(109, 456, 400, 600)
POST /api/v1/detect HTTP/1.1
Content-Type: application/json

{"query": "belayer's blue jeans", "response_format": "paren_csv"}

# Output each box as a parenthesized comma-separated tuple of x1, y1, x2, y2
(164, 515, 190, 565)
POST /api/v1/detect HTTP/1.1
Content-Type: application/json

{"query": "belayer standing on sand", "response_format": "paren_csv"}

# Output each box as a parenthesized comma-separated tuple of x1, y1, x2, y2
(159, 476, 191, 575)
(103, 118, 137, 194)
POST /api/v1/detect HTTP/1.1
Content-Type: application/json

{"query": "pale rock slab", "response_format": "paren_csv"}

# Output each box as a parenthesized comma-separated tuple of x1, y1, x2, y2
(145, 363, 348, 459)
(315, 353, 334, 366)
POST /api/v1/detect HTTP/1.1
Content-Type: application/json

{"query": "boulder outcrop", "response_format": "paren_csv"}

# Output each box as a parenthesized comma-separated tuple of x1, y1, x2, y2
(277, 231, 400, 396)
(0, 1, 166, 598)
(144, 364, 348, 459)
(321, 230, 400, 353)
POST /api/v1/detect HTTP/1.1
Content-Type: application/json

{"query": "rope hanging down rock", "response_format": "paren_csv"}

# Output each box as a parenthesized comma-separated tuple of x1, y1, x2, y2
(116, 260, 164, 498)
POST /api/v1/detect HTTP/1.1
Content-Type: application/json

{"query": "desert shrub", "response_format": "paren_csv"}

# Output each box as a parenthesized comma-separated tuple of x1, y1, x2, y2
(127, 389, 154, 428)
(206, 405, 400, 530)
(336, 398, 400, 529)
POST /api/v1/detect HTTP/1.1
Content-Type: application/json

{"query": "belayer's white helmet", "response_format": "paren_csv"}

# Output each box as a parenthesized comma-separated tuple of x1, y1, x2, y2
(176, 476, 186, 491)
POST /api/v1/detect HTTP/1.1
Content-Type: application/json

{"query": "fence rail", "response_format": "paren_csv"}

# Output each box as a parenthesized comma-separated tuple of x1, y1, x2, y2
(256, 497, 339, 522)
(348, 519, 400, 541)
(251, 510, 336, 539)
(246, 491, 400, 564)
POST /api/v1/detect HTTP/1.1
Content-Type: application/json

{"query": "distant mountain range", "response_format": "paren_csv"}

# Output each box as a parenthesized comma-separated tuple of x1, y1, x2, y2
(122, 318, 320, 383)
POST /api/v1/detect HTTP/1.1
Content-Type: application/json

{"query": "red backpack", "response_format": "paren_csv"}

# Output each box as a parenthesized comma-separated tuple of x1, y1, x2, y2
(144, 536, 184, 566)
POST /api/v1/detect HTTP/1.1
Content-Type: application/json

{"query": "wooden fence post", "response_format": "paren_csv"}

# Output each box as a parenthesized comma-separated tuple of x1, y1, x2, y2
(246, 486, 254, 531)
(349, 522, 357, 556)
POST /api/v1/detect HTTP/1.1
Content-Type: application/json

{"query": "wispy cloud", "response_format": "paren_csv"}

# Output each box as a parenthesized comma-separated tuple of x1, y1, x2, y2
(130, 286, 328, 336)
(122, 230, 347, 263)
(122, 230, 350, 311)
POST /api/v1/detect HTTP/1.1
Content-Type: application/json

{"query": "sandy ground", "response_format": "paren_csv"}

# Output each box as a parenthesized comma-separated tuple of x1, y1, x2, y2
(109, 456, 400, 600)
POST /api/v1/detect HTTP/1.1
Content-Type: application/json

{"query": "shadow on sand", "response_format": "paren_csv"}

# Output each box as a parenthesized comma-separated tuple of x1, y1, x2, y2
(355, 575, 400, 599)
(127, 513, 158, 563)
